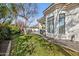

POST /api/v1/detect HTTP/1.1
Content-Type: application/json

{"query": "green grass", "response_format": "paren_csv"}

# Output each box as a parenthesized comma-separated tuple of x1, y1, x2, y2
(10, 34, 79, 56)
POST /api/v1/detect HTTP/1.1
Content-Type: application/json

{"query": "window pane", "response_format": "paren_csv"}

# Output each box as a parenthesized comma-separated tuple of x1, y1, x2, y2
(59, 13, 65, 34)
(47, 16, 54, 33)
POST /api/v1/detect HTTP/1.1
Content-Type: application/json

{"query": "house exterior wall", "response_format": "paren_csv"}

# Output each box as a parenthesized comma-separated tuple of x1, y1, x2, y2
(45, 4, 79, 41)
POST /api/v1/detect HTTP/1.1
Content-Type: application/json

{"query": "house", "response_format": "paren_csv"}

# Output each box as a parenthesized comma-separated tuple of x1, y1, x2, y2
(43, 3, 79, 41)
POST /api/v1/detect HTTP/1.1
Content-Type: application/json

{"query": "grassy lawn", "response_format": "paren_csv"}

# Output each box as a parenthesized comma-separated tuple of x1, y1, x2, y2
(10, 34, 79, 56)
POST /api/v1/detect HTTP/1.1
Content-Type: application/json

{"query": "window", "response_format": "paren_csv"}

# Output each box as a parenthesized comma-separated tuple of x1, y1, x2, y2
(51, 16, 54, 33)
(47, 20, 50, 33)
(47, 16, 54, 33)
(59, 13, 65, 34)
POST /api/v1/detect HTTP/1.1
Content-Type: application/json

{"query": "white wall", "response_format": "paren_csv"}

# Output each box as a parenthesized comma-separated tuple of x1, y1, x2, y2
(46, 7, 79, 41)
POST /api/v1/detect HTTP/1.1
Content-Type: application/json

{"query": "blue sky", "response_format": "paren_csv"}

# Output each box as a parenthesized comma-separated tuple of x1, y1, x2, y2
(11, 3, 50, 26)
(29, 3, 51, 26)
(37, 3, 50, 18)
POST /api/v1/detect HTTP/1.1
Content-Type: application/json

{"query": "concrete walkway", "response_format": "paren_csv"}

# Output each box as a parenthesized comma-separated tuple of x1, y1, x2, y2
(33, 32, 79, 52)
(0, 40, 11, 56)
(45, 36, 79, 52)
(52, 39, 79, 52)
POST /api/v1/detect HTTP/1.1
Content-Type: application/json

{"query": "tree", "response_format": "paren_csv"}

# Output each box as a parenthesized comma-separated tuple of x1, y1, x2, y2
(37, 16, 46, 29)
(0, 4, 10, 23)
(15, 3, 38, 34)
(38, 16, 45, 24)
(0, 3, 38, 34)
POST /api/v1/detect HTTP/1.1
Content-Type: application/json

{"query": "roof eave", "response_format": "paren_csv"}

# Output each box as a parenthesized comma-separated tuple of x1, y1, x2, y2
(43, 3, 56, 15)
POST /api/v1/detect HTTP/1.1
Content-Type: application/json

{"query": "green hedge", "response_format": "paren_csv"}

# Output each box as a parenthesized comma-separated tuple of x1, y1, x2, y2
(0, 24, 12, 42)
(0, 24, 20, 42)
(9, 25, 20, 35)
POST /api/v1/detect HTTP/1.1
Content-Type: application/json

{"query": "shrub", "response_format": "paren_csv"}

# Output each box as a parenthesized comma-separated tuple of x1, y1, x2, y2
(9, 25, 20, 35)
(0, 24, 12, 41)
(11, 35, 36, 55)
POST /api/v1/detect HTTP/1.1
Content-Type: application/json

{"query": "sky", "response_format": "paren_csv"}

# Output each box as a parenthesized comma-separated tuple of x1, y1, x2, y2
(29, 3, 51, 27)
(0, 3, 50, 26)
(10, 3, 51, 26)
(37, 3, 50, 19)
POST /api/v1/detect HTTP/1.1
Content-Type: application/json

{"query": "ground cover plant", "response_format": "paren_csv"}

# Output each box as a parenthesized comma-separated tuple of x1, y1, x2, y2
(10, 34, 79, 56)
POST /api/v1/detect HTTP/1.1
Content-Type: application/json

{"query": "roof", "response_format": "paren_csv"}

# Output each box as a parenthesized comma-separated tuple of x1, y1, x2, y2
(43, 3, 55, 14)
(43, 3, 79, 16)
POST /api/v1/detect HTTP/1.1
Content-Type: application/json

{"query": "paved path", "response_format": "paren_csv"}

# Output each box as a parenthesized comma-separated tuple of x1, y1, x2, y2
(53, 39, 79, 52)
(0, 40, 10, 56)
(33, 32, 79, 52)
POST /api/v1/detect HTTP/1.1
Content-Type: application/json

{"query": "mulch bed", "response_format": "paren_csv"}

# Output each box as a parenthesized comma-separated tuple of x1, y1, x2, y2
(0, 40, 10, 56)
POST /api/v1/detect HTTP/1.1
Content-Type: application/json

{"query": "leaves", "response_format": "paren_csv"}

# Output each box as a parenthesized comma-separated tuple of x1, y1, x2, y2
(0, 5, 9, 18)
(11, 34, 70, 56)
(0, 3, 38, 24)
(0, 24, 12, 41)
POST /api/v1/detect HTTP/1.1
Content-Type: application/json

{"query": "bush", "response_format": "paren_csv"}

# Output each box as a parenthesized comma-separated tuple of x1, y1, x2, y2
(9, 25, 20, 35)
(0, 24, 12, 41)
(11, 35, 36, 55)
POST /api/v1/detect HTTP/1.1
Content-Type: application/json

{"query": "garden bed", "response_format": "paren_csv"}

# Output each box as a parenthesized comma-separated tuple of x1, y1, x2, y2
(10, 34, 76, 56)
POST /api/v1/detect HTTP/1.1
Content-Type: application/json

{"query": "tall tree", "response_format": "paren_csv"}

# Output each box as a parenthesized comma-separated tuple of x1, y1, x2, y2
(0, 4, 10, 23)
(0, 3, 38, 34)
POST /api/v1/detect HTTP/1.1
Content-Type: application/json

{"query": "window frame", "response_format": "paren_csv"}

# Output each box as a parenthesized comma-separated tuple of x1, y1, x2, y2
(47, 16, 54, 33)
(59, 13, 65, 34)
